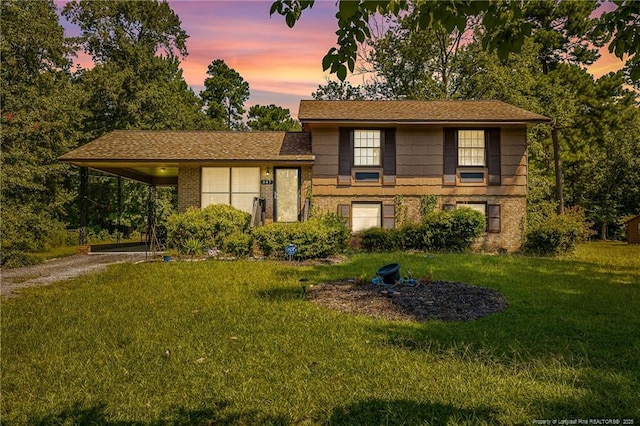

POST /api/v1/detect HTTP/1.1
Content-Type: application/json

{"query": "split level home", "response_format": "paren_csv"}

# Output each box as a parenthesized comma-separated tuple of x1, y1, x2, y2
(60, 100, 550, 252)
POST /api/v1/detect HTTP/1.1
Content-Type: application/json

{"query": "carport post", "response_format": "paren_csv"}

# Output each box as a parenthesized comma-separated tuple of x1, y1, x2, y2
(116, 177, 122, 244)
(146, 184, 156, 245)
(79, 167, 88, 246)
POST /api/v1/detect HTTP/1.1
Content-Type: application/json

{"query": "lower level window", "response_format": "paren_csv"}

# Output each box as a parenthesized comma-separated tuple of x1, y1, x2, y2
(352, 203, 381, 233)
(456, 202, 501, 233)
(201, 167, 260, 214)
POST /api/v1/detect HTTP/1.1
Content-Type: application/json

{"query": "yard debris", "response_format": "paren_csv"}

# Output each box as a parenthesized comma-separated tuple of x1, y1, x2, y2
(195, 357, 206, 364)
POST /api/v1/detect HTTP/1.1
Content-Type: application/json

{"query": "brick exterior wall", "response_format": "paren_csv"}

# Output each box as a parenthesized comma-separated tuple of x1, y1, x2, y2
(178, 166, 201, 212)
(312, 194, 526, 253)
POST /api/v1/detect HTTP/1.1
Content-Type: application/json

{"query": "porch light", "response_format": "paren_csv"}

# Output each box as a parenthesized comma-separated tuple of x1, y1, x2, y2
(265, 166, 270, 177)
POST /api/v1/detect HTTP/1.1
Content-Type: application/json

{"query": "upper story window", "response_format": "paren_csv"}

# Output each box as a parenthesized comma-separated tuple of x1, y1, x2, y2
(353, 130, 381, 166)
(458, 130, 485, 166)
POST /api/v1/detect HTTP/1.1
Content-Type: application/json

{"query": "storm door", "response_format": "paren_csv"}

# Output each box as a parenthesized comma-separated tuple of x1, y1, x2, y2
(274, 168, 300, 222)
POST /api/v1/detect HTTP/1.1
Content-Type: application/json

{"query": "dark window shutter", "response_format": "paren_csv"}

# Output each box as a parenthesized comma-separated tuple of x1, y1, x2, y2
(337, 204, 351, 229)
(383, 128, 396, 176)
(443, 129, 456, 184)
(488, 204, 501, 233)
(339, 128, 352, 176)
(487, 128, 501, 185)
(382, 204, 395, 229)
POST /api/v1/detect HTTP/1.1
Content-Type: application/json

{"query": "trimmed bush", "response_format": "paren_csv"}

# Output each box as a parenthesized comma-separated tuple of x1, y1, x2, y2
(253, 214, 350, 259)
(222, 232, 253, 258)
(360, 227, 399, 252)
(360, 208, 485, 253)
(523, 213, 584, 256)
(166, 204, 251, 253)
(422, 208, 485, 252)
(398, 223, 427, 251)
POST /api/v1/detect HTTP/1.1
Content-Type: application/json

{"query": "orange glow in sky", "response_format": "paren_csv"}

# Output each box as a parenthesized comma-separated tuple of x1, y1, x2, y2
(58, 1, 626, 118)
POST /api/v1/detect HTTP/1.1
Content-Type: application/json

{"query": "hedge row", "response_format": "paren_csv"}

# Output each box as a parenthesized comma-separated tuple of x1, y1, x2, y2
(166, 204, 251, 252)
(253, 214, 350, 259)
(165, 203, 587, 259)
(360, 208, 486, 252)
(166, 206, 350, 259)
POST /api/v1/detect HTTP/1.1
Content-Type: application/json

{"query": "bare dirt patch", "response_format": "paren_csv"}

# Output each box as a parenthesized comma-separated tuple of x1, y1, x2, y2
(306, 279, 508, 322)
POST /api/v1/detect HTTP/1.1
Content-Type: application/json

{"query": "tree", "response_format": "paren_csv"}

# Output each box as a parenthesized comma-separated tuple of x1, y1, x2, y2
(200, 59, 250, 130)
(563, 72, 640, 238)
(62, 0, 188, 66)
(312, 79, 366, 100)
(362, 15, 473, 100)
(1, 0, 83, 263)
(270, 0, 638, 83)
(599, 0, 640, 82)
(271, 1, 534, 81)
(247, 105, 301, 131)
(521, 0, 603, 214)
(61, 0, 212, 240)
(63, 0, 211, 139)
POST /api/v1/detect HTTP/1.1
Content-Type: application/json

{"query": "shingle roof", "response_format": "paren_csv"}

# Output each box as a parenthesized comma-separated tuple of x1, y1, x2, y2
(59, 131, 314, 162)
(298, 100, 550, 123)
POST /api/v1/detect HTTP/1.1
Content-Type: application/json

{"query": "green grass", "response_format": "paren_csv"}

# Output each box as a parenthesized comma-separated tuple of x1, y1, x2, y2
(1, 242, 639, 424)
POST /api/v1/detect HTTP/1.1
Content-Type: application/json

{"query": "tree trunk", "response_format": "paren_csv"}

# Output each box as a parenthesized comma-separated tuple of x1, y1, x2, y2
(600, 222, 608, 240)
(551, 126, 564, 215)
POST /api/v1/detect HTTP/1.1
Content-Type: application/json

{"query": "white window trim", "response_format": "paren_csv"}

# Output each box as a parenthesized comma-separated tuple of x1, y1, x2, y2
(353, 129, 381, 167)
(458, 130, 485, 167)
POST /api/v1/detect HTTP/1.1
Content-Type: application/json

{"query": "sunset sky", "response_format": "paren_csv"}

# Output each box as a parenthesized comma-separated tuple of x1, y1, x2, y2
(57, 0, 626, 118)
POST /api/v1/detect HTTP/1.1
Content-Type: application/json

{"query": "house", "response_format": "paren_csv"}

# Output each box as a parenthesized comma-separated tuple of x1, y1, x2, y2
(60, 100, 550, 252)
(625, 215, 640, 244)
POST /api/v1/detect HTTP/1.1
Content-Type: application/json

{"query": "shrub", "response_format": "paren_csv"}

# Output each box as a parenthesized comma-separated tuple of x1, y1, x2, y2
(420, 208, 485, 252)
(360, 227, 399, 252)
(523, 213, 584, 256)
(398, 223, 426, 251)
(1, 251, 42, 268)
(182, 237, 204, 259)
(222, 232, 253, 258)
(253, 214, 350, 259)
(449, 207, 486, 250)
(166, 204, 251, 252)
(359, 208, 484, 253)
(1, 206, 60, 267)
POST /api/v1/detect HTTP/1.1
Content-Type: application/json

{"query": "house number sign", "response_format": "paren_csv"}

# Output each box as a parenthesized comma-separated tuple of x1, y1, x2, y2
(261, 179, 273, 185)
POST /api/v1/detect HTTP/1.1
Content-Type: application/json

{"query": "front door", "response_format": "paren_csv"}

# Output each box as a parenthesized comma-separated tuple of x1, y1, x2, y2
(274, 168, 300, 222)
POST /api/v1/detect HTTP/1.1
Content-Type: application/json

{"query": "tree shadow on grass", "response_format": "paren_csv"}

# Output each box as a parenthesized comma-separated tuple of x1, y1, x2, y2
(328, 398, 498, 425)
(256, 286, 306, 301)
(29, 400, 292, 425)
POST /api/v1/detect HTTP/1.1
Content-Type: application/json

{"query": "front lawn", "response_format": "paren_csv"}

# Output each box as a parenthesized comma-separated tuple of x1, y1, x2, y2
(1, 242, 639, 424)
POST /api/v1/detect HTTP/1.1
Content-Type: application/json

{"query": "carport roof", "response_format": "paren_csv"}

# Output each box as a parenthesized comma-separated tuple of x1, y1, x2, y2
(59, 130, 314, 185)
(60, 130, 313, 162)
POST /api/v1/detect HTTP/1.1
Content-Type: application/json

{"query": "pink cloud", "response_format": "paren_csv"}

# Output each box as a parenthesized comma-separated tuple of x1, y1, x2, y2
(167, 1, 339, 109)
(57, 0, 626, 116)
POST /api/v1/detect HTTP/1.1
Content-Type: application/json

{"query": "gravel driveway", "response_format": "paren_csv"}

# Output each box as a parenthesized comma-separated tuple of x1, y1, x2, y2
(1, 253, 147, 298)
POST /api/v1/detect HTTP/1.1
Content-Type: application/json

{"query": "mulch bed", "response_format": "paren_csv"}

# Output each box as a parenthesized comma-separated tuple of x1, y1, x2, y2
(306, 279, 508, 322)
